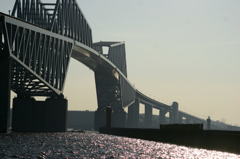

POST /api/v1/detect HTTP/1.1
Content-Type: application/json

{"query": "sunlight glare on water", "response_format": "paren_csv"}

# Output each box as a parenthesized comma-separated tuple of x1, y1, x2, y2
(0, 131, 239, 158)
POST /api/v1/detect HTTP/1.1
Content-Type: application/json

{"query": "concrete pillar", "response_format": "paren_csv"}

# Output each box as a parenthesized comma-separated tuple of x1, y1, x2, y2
(105, 105, 112, 128)
(12, 97, 35, 132)
(33, 101, 46, 131)
(169, 112, 173, 124)
(127, 103, 134, 128)
(133, 98, 140, 128)
(0, 57, 11, 133)
(94, 109, 106, 131)
(144, 104, 152, 128)
(178, 115, 183, 124)
(44, 98, 68, 132)
(172, 102, 179, 123)
(112, 109, 126, 128)
(186, 118, 190, 124)
(159, 109, 167, 124)
(207, 116, 211, 130)
(12, 97, 68, 132)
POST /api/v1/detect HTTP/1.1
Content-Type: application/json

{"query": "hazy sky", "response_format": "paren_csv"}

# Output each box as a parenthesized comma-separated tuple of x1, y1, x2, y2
(1, 0, 239, 126)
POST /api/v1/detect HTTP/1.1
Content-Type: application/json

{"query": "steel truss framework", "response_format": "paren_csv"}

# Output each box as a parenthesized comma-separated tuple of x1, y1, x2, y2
(95, 72, 122, 111)
(11, 0, 92, 47)
(93, 41, 127, 77)
(1, 15, 73, 96)
(0, 0, 92, 97)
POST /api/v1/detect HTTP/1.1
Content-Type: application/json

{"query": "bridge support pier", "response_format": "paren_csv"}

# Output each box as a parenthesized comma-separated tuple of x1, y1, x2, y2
(133, 98, 140, 128)
(127, 103, 134, 128)
(94, 109, 106, 131)
(144, 104, 152, 128)
(127, 99, 139, 128)
(0, 57, 11, 133)
(12, 97, 68, 132)
(44, 98, 68, 132)
(178, 115, 183, 124)
(172, 102, 179, 123)
(112, 109, 126, 128)
(169, 112, 173, 124)
(159, 109, 167, 125)
(207, 116, 211, 130)
(94, 107, 127, 130)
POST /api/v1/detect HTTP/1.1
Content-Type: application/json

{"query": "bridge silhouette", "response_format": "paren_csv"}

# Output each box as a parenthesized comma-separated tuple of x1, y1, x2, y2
(1, 0, 215, 133)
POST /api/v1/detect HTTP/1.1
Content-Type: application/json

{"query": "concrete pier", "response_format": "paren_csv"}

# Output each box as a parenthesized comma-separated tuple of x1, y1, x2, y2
(0, 57, 11, 133)
(45, 98, 68, 132)
(207, 116, 211, 130)
(112, 109, 126, 128)
(34, 101, 47, 131)
(12, 97, 35, 132)
(169, 112, 173, 124)
(178, 115, 183, 124)
(127, 103, 134, 128)
(159, 109, 167, 124)
(172, 102, 179, 123)
(12, 97, 68, 132)
(144, 104, 152, 128)
(94, 109, 106, 130)
(133, 98, 140, 128)
(126, 99, 140, 128)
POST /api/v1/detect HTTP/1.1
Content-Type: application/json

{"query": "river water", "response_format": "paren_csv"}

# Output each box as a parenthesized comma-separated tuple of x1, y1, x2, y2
(0, 131, 239, 158)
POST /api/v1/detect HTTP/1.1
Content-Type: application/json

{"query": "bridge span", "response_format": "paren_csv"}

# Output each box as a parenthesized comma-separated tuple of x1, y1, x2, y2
(1, 0, 214, 133)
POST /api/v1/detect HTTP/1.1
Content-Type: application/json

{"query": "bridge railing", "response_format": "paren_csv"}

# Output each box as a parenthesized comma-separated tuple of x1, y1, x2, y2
(11, 0, 92, 47)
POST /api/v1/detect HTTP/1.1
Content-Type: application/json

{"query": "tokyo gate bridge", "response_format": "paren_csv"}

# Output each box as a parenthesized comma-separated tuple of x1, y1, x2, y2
(0, 0, 215, 133)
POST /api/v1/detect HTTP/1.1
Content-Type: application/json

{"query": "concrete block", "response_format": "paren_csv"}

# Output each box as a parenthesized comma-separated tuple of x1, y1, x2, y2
(12, 98, 68, 132)
(0, 58, 11, 133)
(94, 110, 106, 131)
(112, 110, 126, 128)
(33, 101, 46, 131)
(45, 98, 68, 132)
(12, 97, 35, 132)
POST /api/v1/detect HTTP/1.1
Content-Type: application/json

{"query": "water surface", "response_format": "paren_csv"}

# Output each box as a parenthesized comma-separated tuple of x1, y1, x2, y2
(0, 131, 239, 158)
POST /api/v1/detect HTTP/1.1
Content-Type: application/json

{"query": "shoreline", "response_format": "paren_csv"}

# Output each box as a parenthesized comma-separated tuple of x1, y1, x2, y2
(99, 127, 240, 154)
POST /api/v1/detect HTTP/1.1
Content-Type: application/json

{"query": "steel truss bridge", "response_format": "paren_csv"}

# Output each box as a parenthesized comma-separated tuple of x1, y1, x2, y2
(0, 0, 221, 133)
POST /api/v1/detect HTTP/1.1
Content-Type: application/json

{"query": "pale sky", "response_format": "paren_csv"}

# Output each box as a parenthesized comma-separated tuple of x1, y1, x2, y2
(1, 0, 240, 126)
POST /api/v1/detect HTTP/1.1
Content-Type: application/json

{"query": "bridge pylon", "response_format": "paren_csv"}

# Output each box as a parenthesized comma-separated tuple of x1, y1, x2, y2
(93, 41, 135, 130)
